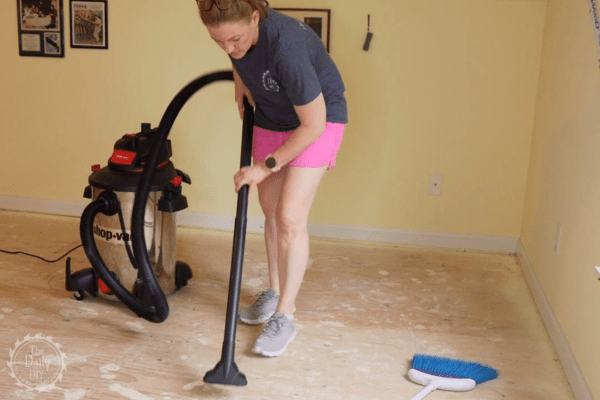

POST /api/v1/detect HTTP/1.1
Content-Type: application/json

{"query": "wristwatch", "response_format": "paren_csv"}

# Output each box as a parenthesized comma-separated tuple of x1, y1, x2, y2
(265, 154, 281, 172)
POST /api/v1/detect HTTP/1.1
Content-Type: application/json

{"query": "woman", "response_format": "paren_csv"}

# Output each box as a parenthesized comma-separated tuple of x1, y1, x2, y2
(197, 0, 347, 357)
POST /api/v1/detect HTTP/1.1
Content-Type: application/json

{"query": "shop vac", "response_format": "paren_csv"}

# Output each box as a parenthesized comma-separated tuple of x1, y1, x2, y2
(65, 70, 252, 385)
(64, 118, 193, 316)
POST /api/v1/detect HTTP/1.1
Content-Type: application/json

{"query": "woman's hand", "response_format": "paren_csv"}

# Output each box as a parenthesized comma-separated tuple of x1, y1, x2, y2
(234, 164, 271, 193)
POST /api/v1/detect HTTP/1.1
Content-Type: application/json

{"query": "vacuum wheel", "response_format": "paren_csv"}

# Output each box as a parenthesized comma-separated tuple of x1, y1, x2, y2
(175, 261, 193, 290)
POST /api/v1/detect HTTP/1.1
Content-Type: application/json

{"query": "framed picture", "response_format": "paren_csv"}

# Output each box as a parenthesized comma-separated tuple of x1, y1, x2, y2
(70, 0, 108, 49)
(275, 8, 331, 52)
(17, 0, 65, 57)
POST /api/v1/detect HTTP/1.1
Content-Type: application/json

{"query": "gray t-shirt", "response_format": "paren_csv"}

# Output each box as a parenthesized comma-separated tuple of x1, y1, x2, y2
(231, 8, 348, 132)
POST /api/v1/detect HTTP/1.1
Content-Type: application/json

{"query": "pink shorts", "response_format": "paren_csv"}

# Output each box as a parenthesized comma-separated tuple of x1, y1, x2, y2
(252, 122, 345, 170)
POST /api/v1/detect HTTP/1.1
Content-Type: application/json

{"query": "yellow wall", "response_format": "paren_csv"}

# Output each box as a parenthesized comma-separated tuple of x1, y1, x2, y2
(521, 0, 600, 396)
(0, 1, 546, 237)
(6, 1, 600, 395)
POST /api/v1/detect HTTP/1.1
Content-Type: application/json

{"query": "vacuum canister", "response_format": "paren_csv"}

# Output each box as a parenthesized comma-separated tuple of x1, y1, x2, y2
(67, 122, 192, 302)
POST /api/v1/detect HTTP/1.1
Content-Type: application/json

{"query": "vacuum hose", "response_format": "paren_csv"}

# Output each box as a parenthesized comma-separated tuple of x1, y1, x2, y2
(80, 190, 156, 315)
(82, 70, 234, 323)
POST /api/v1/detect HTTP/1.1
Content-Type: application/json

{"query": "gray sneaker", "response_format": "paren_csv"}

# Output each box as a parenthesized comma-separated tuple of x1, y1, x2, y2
(253, 313, 297, 357)
(238, 289, 279, 325)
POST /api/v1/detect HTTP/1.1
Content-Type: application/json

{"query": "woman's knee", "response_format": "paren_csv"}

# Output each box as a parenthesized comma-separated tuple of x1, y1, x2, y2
(276, 208, 308, 238)
(257, 168, 285, 219)
(258, 191, 277, 220)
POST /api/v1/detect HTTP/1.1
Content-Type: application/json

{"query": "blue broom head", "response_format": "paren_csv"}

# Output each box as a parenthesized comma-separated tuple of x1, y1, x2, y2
(411, 354, 498, 384)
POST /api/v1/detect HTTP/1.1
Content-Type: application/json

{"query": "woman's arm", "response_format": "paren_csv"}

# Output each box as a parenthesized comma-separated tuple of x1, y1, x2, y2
(233, 66, 254, 119)
(268, 92, 327, 168)
(232, 92, 327, 193)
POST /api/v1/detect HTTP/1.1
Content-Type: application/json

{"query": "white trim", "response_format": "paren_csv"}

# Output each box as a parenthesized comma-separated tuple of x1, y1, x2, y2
(179, 212, 518, 253)
(516, 240, 594, 400)
(178, 212, 519, 253)
(0, 195, 85, 217)
(0, 195, 517, 253)
(304, 222, 517, 253)
(176, 211, 266, 233)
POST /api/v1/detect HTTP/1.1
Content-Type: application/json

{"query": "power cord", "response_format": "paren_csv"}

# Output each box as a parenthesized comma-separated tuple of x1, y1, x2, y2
(0, 244, 83, 263)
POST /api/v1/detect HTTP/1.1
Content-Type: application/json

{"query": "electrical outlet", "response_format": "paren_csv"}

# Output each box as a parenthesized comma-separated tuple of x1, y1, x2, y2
(595, 266, 600, 279)
(429, 174, 443, 195)
(554, 223, 562, 254)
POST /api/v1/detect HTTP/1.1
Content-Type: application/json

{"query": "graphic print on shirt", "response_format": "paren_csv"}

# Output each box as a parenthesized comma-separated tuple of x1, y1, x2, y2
(262, 70, 280, 92)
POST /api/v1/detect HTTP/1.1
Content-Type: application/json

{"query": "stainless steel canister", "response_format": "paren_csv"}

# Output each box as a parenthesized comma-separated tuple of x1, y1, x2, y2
(91, 188, 177, 300)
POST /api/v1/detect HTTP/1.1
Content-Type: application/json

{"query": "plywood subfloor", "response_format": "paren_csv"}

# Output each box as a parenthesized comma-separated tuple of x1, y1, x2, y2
(0, 211, 575, 399)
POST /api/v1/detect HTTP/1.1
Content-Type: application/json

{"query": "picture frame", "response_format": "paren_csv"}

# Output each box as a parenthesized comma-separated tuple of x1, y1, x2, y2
(17, 0, 65, 57)
(275, 8, 331, 52)
(70, 0, 108, 49)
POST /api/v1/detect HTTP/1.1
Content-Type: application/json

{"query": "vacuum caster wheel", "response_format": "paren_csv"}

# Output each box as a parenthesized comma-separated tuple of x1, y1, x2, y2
(175, 261, 193, 290)
(74, 291, 85, 301)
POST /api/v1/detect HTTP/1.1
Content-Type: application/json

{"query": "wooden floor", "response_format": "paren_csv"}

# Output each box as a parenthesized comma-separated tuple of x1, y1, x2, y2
(0, 211, 575, 400)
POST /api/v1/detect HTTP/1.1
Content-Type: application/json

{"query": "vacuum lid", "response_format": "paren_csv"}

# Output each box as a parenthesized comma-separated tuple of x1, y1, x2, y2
(109, 123, 172, 173)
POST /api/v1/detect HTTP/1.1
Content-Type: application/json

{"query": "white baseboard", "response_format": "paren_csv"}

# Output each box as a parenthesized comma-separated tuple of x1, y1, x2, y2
(0, 195, 86, 217)
(303, 222, 518, 253)
(0, 195, 517, 253)
(179, 212, 518, 252)
(176, 211, 266, 233)
(516, 240, 593, 400)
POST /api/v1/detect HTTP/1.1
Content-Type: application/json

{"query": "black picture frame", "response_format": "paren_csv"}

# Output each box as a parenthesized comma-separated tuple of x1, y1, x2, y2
(70, 0, 108, 49)
(17, 0, 65, 57)
(275, 8, 331, 52)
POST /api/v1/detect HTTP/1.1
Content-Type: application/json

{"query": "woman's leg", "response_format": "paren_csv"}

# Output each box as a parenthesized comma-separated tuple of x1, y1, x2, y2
(256, 162, 288, 293)
(275, 165, 328, 315)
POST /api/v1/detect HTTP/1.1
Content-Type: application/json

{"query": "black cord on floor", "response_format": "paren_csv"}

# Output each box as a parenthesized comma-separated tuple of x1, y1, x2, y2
(0, 244, 83, 263)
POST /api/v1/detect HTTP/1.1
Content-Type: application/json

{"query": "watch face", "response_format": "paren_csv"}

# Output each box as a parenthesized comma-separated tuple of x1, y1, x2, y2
(265, 157, 277, 169)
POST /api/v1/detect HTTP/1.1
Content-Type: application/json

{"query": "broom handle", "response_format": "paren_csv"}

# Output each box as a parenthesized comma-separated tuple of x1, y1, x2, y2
(410, 384, 436, 400)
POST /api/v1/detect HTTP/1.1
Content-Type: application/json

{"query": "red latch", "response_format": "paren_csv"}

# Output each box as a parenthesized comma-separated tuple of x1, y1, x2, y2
(98, 278, 112, 295)
(171, 176, 183, 187)
(110, 150, 136, 165)
(125, 133, 136, 137)
(92, 164, 101, 172)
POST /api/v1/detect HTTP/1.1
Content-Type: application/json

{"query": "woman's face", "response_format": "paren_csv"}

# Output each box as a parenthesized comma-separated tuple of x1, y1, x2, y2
(206, 10, 260, 59)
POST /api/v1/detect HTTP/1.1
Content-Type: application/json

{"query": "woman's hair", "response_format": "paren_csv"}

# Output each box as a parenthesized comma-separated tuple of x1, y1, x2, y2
(197, 0, 269, 26)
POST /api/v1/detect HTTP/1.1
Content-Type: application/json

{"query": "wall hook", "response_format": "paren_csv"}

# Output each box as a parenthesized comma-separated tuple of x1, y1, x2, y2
(363, 14, 374, 51)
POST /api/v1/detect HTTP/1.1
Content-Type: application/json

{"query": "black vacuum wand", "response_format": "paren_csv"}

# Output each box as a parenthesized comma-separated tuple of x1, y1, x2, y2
(204, 96, 253, 386)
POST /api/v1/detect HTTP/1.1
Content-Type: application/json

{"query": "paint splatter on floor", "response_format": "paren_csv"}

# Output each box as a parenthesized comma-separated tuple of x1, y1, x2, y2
(109, 383, 155, 400)
(318, 321, 345, 327)
(64, 388, 87, 400)
(125, 321, 144, 330)
(182, 381, 203, 391)
(245, 277, 264, 287)
(196, 333, 208, 346)
(100, 364, 120, 380)
(13, 390, 36, 399)
(59, 307, 98, 319)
